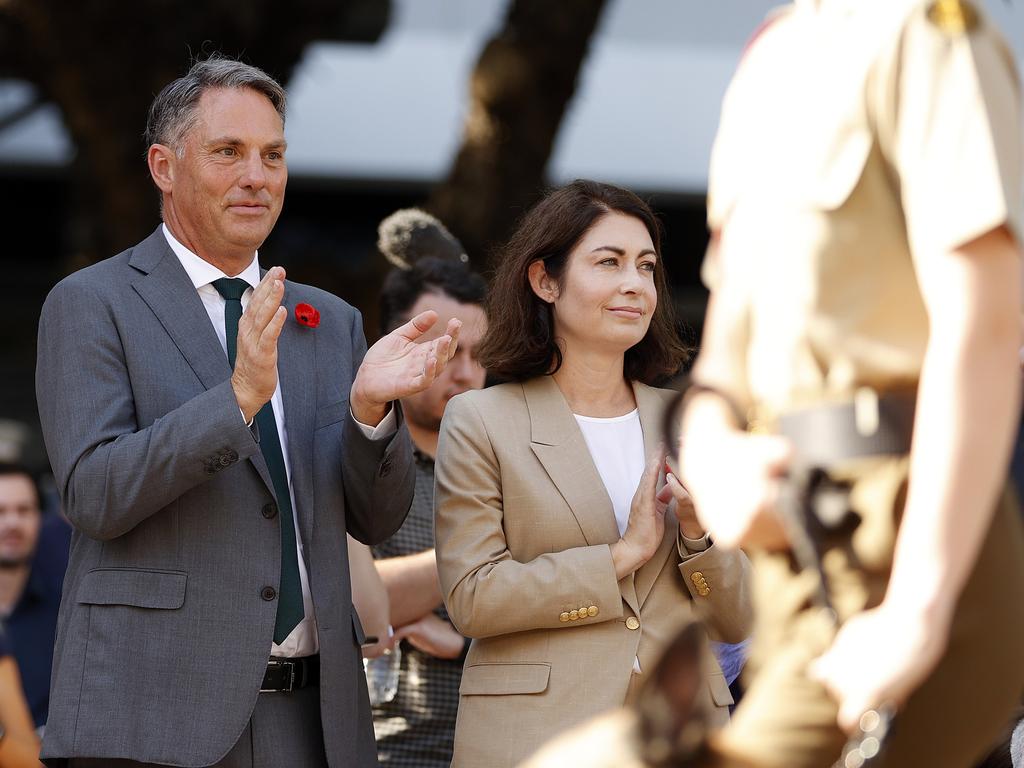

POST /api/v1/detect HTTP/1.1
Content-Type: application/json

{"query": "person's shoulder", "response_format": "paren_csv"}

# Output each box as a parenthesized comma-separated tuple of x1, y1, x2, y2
(862, 0, 997, 42)
(43, 247, 139, 308)
(445, 382, 527, 423)
(283, 281, 354, 313)
(282, 281, 359, 330)
(638, 381, 679, 406)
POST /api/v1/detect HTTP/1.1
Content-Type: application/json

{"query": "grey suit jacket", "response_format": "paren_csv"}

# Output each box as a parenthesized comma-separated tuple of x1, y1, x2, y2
(35, 227, 414, 767)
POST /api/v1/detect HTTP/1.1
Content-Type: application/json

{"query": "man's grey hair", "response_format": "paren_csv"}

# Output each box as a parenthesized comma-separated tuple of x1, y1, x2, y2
(144, 56, 286, 154)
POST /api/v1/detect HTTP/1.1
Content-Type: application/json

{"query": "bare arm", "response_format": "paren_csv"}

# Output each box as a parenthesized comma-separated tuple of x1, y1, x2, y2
(894, 227, 1021, 624)
(812, 227, 1023, 729)
(347, 536, 391, 658)
(375, 549, 443, 628)
(0, 658, 41, 768)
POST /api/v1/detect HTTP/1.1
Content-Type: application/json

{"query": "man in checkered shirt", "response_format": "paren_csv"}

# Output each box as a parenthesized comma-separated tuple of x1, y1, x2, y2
(370, 212, 488, 767)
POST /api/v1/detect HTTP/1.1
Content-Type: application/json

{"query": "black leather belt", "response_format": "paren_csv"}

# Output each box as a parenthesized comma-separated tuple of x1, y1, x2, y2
(778, 389, 915, 467)
(260, 655, 319, 693)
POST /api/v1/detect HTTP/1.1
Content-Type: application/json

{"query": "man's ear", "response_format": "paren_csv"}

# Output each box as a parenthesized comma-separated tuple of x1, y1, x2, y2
(147, 144, 176, 195)
(527, 260, 559, 304)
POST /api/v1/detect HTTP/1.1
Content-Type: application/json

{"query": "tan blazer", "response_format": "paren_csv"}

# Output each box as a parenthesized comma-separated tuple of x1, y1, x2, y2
(435, 376, 752, 768)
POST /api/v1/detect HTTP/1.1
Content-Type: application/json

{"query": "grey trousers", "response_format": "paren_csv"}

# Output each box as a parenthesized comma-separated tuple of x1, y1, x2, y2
(68, 685, 329, 768)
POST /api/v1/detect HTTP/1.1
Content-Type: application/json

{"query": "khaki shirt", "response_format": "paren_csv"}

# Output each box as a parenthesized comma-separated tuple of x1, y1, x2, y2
(701, 0, 1022, 413)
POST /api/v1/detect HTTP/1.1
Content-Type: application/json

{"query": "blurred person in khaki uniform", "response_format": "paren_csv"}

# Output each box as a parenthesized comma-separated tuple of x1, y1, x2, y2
(435, 181, 752, 768)
(674, 0, 1024, 767)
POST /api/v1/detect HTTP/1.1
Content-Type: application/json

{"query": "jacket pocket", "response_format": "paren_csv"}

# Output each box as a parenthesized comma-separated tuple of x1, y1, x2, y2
(708, 672, 735, 707)
(315, 399, 349, 430)
(76, 568, 187, 610)
(459, 662, 551, 696)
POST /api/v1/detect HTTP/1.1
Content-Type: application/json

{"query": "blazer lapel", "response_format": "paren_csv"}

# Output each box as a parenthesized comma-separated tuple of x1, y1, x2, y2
(632, 381, 678, 608)
(130, 229, 274, 496)
(276, 284, 317, 548)
(524, 377, 640, 616)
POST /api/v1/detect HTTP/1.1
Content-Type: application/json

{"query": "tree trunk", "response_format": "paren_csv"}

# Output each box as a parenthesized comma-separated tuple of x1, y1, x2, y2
(427, 0, 607, 271)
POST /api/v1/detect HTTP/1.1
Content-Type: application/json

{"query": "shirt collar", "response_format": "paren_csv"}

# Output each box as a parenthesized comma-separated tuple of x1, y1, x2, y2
(162, 223, 261, 292)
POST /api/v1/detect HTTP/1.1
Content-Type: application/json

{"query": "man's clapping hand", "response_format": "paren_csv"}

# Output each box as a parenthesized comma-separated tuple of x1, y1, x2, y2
(351, 310, 462, 426)
(231, 266, 287, 423)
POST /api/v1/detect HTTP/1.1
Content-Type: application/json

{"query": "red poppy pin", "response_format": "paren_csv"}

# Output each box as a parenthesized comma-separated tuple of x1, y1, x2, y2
(295, 303, 320, 328)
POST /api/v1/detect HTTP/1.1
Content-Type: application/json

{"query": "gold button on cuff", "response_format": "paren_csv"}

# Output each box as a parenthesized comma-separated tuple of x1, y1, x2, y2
(698, 586, 711, 597)
(690, 572, 704, 585)
(626, 617, 640, 631)
(587, 605, 598, 617)
(569, 610, 579, 621)
(559, 612, 570, 622)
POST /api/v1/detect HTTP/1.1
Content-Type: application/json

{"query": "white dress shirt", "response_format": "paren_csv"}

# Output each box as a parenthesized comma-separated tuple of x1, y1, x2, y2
(162, 225, 395, 657)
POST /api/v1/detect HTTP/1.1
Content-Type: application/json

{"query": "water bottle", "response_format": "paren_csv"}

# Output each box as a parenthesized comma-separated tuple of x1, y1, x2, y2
(363, 626, 400, 705)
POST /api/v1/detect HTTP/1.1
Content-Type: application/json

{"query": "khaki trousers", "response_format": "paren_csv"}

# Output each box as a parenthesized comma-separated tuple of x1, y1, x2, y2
(705, 458, 1024, 768)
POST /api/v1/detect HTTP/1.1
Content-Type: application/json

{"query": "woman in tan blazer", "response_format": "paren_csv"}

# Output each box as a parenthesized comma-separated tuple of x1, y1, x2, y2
(435, 181, 753, 768)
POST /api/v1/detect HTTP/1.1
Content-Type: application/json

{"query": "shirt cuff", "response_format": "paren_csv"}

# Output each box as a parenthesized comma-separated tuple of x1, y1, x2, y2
(239, 407, 254, 429)
(352, 405, 398, 440)
(679, 532, 711, 555)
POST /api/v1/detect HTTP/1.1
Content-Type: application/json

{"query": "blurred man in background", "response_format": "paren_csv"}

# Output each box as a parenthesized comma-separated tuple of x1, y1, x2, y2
(0, 463, 68, 732)
(370, 210, 488, 767)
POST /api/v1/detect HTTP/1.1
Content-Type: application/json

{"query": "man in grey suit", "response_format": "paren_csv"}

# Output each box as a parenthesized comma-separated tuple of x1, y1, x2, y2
(34, 57, 461, 767)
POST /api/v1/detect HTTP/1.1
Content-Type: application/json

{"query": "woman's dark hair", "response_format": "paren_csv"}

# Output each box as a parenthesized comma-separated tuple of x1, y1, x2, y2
(477, 179, 689, 384)
(376, 209, 486, 337)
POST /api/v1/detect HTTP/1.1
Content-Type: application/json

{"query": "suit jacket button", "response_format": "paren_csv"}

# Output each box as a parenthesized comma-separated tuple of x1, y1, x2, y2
(261, 586, 277, 601)
(226, 449, 239, 462)
(219, 455, 232, 467)
(588, 605, 599, 617)
(569, 610, 579, 621)
(262, 502, 278, 519)
(379, 457, 393, 478)
(626, 617, 640, 631)
(690, 571, 705, 586)
(559, 612, 570, 622)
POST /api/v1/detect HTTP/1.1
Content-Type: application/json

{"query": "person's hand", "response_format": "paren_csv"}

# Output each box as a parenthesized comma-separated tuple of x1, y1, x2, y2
(663, 467, 704, 540)
(351, 311, 462, 426)
(395, 613, 465, 660)
(679, 398, 791, 549)
(231, 266, 287, 422)
(809, 599, 950, 733)
(611, 450, 669, 579)
(361, 631, 395, 660)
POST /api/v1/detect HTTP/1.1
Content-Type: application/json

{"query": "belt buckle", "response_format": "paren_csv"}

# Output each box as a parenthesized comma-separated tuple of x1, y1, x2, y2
(261, 659, 296, 693)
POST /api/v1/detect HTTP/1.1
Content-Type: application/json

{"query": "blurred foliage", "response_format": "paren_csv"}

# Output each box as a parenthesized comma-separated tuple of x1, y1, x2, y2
(0, 0, 390, 268)
(428, 0, 607, 272)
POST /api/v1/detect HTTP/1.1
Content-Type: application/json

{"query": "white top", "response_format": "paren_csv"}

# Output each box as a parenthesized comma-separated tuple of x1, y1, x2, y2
(162, 225, 395, 658)
(574, 410, 645, 540)
(574, 409, 645, 673)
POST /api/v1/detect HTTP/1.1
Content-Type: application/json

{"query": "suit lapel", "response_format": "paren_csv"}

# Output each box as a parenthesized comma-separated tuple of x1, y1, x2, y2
(130, 229, 274, 496)
(524, 377, 640, 616)
(130, 229, 232, 394)
(276, 284, 317, 548)
(632, 381, 678, 608)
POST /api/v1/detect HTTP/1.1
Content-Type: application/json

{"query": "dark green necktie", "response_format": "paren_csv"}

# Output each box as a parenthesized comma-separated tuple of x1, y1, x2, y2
(213, 277, 304, 644)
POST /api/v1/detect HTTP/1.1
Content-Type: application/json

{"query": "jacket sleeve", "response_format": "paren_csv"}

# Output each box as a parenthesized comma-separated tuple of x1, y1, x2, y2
(677, 541, 753, 643)
(340, 308, 415, 546)
(35, 277, 260, 541)
(435, 394, 624, 639)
